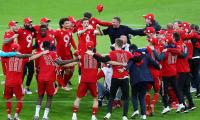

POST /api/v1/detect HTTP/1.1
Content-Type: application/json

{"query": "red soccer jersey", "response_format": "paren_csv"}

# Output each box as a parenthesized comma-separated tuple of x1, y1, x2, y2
(80, 53, 98, 83)
(2, 31, 15, 52)
(5, 57, 29, 86)
(37, 51, 57, 82)
(109, 50, 133, 79)
(17, 28, 35, 54)
(146, 45, 161, 77)
(55, 29, 77, 59)
(161, 51, 178, 77)
(35, 33, 55, 52)
(77, 27, 96, 54)
(176, 42, 190, 73)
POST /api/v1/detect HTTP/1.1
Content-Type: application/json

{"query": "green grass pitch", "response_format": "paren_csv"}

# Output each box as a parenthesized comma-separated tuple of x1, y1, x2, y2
(0, 0, 200, 119)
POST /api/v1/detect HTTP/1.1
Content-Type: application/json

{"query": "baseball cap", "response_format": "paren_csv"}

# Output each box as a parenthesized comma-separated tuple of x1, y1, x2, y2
(179, 22, 190, 28)
(8, 20, 18, 27)
(143, 13, 154, 21)
(165, 36, 173, 44)
(24, 17, 33, 24)
(87, 41, 95, 50)
(11, 43, 20, 51)
(40, 17, 51, 23)
(145, 27, 155, 34)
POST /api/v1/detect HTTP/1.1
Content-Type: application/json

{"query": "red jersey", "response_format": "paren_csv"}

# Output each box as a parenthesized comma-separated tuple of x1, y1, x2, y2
(2, 31, 15, 52)
(109, 50, 133, 79)
(80, 53, 98, 83)
(146, 45, 162, 77)
(35, 33, 55, 52)
(76, 17, 112, 29)
(176, 42, 190, 73)
(77, 27, 96, 54)
(17, 28, 35, 54)
(55, 29, 77, 59)
(37, 51, 57, 82)
(5, 57, 29, 86)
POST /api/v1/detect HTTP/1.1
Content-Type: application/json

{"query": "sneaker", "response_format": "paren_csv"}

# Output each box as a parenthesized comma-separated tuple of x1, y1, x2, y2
(188, 104, 197, 111)
(171, 102, 178, 110)
(33, 116, 39, 120)
(13, 117, 20, 120)
(66, 84, 72, 91)
(130, 110, 139, 119)
(72, 113, 77, 120)
(25, 88, 32, 95)
(161, 106, 171, 114)
(140, 115, 147, 120)
(42, 118, 48, 120)
(7, 118, 13, 120)
(190, 87, 197, 93)
(176, 104, 185, 113)
(196, 94, 200, 98)
(122, 116, 128, 120)
(183, 107, 189, 113)
(104, 113, 111, 120)
(91, 115, 97, 120)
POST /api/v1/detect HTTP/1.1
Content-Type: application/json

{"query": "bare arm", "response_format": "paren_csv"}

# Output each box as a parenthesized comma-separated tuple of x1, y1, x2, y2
(4, 34, 18, 44)
(16, 53, 32, 58)
(77, 26, 91, 35)
(29, 50, 49, 61)
(107, 61, 126, 66)
(63, 62, 79, 67)
(55, 58, 79, 66)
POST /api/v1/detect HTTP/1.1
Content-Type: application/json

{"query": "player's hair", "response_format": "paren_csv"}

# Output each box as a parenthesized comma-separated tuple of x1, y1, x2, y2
(81, 17, 89, 23)
(173, 32, 180, 42)
(59, 17, 69, 28)
(43, 41, 51, 50)
(115, 38, 123, 48)
(113, 16, 121, 23)
(84, 12, 92, 19)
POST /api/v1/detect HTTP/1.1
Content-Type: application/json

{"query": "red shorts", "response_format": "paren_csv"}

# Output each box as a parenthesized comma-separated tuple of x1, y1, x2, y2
(4, 85, 23, 100)
(147, 76, 161, 92)
(38, 81, 55, 96)
(76, 82, 98, 98)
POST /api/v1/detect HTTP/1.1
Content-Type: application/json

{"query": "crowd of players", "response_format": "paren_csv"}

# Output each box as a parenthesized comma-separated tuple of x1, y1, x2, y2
(1, 11, 200, 120)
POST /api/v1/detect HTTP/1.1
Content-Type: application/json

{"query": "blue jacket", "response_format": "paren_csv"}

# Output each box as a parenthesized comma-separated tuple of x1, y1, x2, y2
(127, 53, 160, 87)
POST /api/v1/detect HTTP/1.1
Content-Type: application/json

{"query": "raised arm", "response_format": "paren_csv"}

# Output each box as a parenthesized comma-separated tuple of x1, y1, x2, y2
(29, 50, 49, 61)
(0, 50, 17, 57)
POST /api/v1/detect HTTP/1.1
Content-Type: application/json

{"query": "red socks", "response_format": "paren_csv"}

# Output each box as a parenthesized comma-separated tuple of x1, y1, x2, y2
(145, 93, 151, 110)
(6, 101, 12, 114)
(73, 106, 78, 113)
(151, 93, 159, 106)
(92, 107, 98, 115)
(16, 101, 23, 114)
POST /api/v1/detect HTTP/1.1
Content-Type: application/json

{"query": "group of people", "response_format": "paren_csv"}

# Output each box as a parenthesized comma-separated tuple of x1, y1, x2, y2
(1, 11, 200, 120)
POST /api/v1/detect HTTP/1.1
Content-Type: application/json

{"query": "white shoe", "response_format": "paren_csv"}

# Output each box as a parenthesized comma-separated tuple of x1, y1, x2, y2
(176, 104, 185, 113)
(130, 110, 139, 119)
(140, 115, 146, 120)
(190, 87, 196, 93)
(91, 115, 97, 120)
(122, 116, 128, 120)
(24, 89, 32, 95)
(72, 113, 77, 120)
(104, 113, 111, 120)
(161, 106, 171, 114)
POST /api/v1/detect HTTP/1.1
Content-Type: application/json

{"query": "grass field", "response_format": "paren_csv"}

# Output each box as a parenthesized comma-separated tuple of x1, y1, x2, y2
(0, 0, 200, 120)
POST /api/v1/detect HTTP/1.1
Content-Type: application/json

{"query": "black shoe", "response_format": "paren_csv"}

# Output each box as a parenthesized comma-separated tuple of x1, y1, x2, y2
(188, 104, 197, 111)
(7, 118, 13, 120)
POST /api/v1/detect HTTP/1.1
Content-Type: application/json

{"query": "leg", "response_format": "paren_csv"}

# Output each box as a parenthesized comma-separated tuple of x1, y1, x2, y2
(138, 83, 147, 116)
(43, 95, 53, 119)
(120, 78, 129, 117)
(107, 78, 120, 114)
(161, 77, 170, 108)
(25, 61, 35, 90)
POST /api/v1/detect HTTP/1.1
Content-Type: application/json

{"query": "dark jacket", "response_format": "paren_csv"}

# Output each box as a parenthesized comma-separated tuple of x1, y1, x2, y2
(127, 52, 160, 87)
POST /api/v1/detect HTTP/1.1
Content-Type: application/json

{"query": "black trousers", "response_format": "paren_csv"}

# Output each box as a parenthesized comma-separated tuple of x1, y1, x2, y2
(177, 73, 194, 106)
(131, 82, 147, 115)
(161, 76, 183, 108)
(23, 60, 35, 87)
(107, 78, 129, 116)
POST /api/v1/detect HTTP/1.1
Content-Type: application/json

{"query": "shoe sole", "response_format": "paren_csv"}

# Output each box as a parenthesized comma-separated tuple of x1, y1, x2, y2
(130, 114, 139, 119)
(161, 110, 171, 114)
(189, 107, 197, 111)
